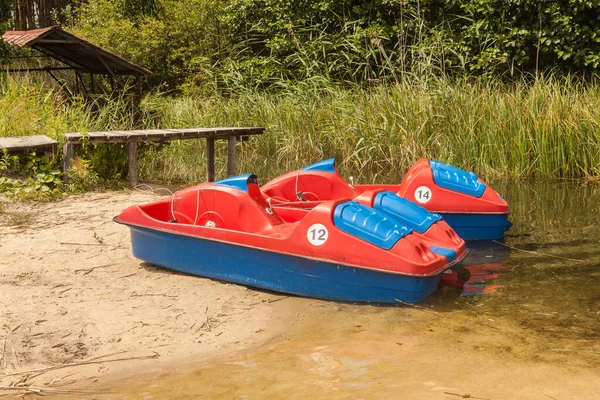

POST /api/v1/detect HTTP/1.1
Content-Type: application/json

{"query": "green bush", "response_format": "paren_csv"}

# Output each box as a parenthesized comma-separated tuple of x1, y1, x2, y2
(453, 0, 600, 74)
(0, 150, 64, 200)
(68, 0, 229, 91)
(64, 0, 600, 92)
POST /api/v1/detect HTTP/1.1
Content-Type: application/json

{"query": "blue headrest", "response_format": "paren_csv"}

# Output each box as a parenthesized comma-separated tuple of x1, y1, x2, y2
(214, 174, 257, 192)
(301, 158, 336, 174)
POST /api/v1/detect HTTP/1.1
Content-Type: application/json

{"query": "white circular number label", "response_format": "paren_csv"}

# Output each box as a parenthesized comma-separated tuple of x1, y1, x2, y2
(414, 186, 432, 204)
(307, 224, 328, 246)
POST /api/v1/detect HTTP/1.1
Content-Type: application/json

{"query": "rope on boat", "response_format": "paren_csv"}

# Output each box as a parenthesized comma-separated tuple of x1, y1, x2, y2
(132, 183, 208, 226)
(165, 183, 213, 226)
(295, 168, 301, 200)
(170, 189, 177, 222)
(194, 183, 201, 225)
(491, 240, 585, 263)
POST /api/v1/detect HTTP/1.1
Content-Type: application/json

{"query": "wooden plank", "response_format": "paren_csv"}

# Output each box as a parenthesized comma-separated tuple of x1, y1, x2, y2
(67, 137, 133, 145)
(166, 129, 263, 142)
(138, 130, 184, 140)
(35, 39, 80, 44)
(107, 130, 135, 136)
(62, 142, 73, 184)
(128, 140, 138, 186)
(66, 130, 175, 141)
(66, 130, 169, 143)
(65, 131, 132, 144)
(86, 131, 129, 138)
(0, 135, 58, 152)
(126, 129, 176, 136)
(64, 127, 264, 144)
(175, 127, 264, 137)
(206, 137, 215, 182)
(173, 127, 235, 134)
(227, 135, 236, 177)
(64, 134, 84, 142)
(126, 129, 180, 135)
(4, 66, 79, 72)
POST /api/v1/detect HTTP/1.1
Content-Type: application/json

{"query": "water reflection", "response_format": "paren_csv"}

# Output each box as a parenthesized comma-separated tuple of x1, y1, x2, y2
(453, 240, 511, 296)
(452, 180, 600, 342)
(460, 263, 509, 296)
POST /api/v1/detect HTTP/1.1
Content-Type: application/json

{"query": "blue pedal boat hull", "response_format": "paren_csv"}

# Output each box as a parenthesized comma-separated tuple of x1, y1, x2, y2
(438, 213, 511, 241)
(125, 224, 444, 304)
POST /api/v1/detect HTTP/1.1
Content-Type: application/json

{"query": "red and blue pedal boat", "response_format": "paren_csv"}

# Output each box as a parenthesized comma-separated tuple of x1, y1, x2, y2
(263, 158, 511, 240)
(115, 174, 463, 303)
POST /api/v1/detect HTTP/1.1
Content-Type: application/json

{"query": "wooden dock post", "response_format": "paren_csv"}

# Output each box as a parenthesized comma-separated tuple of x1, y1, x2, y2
(206, 137, 215, 182)
(62, 142, 74, 184)
(227, 135, 236, 177)
(128, 140, 138, 186)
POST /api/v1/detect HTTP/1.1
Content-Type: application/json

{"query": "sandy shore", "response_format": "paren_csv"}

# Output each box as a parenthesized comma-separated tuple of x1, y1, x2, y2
(1, 190, 598, 399)
(0, 190, 282, 393)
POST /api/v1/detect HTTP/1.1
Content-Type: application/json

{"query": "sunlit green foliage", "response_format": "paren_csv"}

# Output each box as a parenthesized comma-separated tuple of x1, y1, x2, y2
(64, 0, 600, 92)
(67, 0, 228, 91)
(0, 150, 64, 200)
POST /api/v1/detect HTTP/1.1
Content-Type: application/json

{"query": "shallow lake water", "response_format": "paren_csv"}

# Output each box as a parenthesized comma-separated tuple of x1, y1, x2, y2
(84, 180, 600, 399)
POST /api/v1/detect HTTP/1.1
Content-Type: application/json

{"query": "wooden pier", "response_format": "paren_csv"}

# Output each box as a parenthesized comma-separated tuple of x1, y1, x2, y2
(62, 127, 265, 185)
(0, 135, 58, 157)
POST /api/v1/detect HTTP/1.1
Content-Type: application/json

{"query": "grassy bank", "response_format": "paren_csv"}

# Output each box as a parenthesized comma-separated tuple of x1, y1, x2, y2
(2, 75, 600, 185)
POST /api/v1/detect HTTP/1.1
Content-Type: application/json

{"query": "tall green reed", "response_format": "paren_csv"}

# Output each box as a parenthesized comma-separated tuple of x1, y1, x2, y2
(2, 74, 600, 185)
(139, 77, 600, 184)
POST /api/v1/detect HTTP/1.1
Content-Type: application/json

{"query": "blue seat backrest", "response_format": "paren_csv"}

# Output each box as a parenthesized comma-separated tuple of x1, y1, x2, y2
(429, 160, 485, 198)
(301, 158, 336, 174)
(333, 201, 411, 250)
(373, 191, 441, 234)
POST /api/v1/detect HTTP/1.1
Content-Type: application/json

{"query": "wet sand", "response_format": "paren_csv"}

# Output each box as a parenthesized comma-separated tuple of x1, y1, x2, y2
(81, 295, 600, 400)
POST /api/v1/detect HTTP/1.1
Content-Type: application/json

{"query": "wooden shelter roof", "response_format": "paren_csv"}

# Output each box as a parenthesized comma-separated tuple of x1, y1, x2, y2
(2, 26, 151, 76)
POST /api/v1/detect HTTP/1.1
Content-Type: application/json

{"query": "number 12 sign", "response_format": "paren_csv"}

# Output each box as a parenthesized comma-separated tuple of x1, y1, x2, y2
(307, 224, 329, 246)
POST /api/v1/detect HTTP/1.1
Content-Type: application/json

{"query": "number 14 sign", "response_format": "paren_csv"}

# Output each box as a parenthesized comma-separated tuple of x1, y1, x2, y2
(414, 186, 432, 204)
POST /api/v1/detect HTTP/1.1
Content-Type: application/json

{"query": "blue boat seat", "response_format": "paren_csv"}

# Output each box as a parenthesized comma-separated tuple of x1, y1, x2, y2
(372, 191, 441, 234)
(333, 201, 411, 250)
(429, 160, 485, 198)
